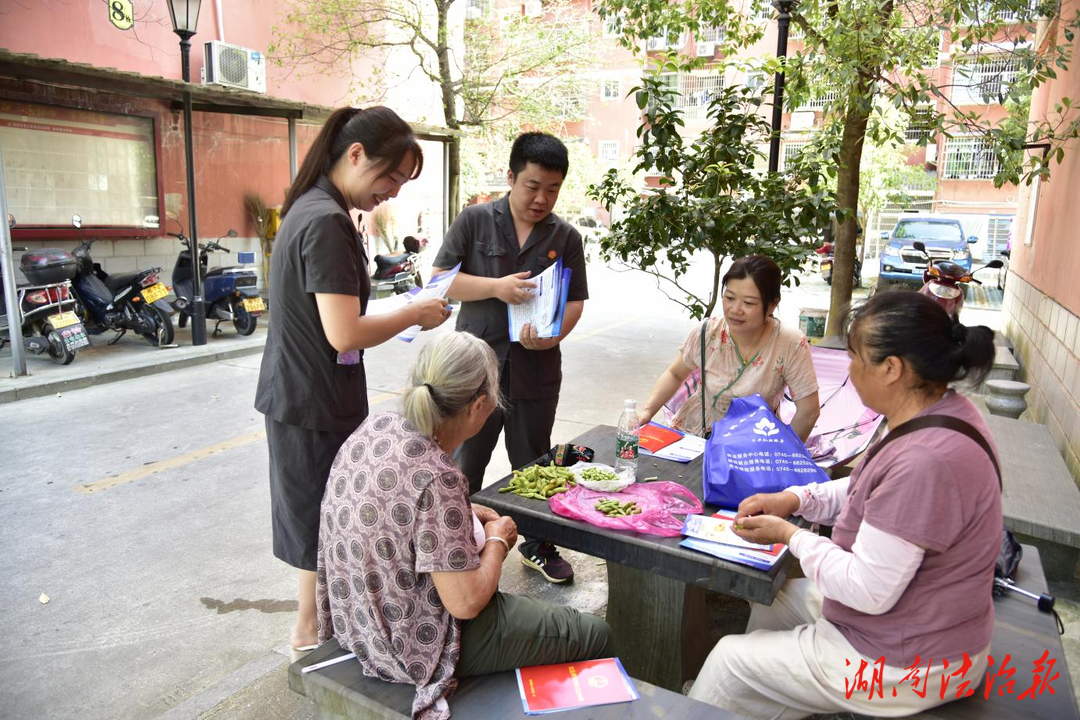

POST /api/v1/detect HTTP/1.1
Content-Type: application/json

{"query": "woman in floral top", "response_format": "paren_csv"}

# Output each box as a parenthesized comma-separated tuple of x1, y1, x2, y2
(316, 332, 612, 719)
(638, 255, 820, 440)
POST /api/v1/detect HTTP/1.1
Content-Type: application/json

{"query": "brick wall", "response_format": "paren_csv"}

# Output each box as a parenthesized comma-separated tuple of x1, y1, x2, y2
(1001, 273, 1080, 487)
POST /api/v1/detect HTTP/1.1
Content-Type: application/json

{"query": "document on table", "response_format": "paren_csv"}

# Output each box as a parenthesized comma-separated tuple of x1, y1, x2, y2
(638, 422, 706, 463)
(366, 263, 460, 342)
(507, 259, 571, 341)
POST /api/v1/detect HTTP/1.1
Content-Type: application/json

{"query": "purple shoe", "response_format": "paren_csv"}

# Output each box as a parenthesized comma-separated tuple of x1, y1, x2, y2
(519, 541, 574, 583)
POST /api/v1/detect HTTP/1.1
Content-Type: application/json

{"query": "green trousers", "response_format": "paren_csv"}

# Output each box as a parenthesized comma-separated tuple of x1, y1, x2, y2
(455, 592, 614, 677)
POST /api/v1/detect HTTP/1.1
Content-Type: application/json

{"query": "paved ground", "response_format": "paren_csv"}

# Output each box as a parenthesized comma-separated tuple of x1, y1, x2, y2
(1, 256, 1074, 719)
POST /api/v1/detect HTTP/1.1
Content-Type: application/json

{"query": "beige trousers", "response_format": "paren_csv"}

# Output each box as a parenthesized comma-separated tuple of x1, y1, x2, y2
(688, 579, 990, 720)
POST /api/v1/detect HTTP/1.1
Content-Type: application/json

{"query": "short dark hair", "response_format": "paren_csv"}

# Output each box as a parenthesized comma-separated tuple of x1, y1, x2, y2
(847, 291, 996, 389)
(722, 255, 782, 319)
(508, 132, 569, 178)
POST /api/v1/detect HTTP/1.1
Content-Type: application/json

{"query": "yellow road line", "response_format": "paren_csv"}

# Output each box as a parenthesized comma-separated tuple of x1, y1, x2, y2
(563, 315, 637, 344)
(75, 430, 267, 495)
(76, 389, 406, 495)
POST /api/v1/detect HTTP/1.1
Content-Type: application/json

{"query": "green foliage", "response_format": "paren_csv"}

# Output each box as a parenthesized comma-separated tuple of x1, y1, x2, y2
(588, 73, 834, 320)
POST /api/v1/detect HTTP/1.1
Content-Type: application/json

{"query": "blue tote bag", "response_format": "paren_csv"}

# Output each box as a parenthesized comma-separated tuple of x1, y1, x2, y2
(702, 393, 829, 508)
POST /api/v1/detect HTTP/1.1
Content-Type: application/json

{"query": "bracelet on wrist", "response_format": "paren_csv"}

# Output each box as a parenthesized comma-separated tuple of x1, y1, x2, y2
(484, 536, 510, 553)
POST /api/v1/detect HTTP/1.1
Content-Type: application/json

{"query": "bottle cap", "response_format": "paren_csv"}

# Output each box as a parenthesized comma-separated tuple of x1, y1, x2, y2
(624, 399, 636, 408)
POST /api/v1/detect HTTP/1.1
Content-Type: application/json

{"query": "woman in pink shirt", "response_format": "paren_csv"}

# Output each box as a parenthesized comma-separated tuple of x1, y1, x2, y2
(637, 255, 820, 440)
(688, 291, 1002, 718)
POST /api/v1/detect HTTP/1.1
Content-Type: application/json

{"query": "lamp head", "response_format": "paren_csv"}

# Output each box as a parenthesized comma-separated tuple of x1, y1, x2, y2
(167, 0, 202, 38)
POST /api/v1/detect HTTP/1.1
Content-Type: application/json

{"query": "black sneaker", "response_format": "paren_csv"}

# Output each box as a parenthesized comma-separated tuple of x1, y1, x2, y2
(519, 541, 574, 583)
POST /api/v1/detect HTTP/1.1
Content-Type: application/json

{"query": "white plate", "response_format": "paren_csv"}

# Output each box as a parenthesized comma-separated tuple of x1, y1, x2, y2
(569, 462, 635, 493)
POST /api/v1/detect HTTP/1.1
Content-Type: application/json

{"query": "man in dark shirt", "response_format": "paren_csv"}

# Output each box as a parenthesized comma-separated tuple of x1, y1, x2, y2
(432, 132, 588, 583)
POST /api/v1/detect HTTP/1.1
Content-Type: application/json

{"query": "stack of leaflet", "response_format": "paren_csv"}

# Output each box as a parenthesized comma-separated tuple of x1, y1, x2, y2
(638, 421, 706, 463)
(679, 511, 787, 570)
(508, 259, 571, 341)
(516, 657, 639, 714)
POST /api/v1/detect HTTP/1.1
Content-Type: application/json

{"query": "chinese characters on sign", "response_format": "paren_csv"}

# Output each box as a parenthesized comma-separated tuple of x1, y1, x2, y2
(845, 651, 1058, 701)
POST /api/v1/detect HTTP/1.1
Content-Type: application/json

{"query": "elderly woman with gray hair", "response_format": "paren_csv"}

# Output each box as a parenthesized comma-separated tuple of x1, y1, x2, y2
(316, 331, 612, 720)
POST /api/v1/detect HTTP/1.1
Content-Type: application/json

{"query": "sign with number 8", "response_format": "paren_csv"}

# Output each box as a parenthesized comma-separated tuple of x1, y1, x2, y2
(109, 0, 134, 30)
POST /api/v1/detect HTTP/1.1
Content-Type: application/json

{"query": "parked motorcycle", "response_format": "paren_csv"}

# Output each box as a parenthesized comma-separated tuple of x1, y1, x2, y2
(817, 246, 862, 288)
(0, 215, 89, 364)
(169, 225, 263, 336)
(69, 215, 175, 346)
(911, 240, 1003, 316)
(370, 236, 423, 297)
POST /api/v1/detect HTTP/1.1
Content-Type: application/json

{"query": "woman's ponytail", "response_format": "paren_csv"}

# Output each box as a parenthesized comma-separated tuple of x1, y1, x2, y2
(281, 106, 422, 217)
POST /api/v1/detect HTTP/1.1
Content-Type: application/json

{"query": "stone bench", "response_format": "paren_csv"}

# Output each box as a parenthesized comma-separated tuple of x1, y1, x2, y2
(289, 644, 729, 720)
(985, 412, 1080, 581)
(291, 548, 1075, 720)
(905, 545, 1076, 719)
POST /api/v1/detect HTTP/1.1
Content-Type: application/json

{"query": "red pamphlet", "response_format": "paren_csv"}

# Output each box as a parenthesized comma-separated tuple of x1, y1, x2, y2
(638, 422, 683, 453)
(516, 657, 639, 714)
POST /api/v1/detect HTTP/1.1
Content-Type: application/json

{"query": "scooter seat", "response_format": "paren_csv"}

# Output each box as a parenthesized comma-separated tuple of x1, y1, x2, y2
(104, 272, 144, 292)
(205, 266, 228, 277)
(374, 252, 410, 272)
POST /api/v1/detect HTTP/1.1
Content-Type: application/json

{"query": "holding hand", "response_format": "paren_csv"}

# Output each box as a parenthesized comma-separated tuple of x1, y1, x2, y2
(495, 271, 538, 305)
(731, 514, 799, 546)
(413, 297, 452, 330)
(737, 491, 800, 519)
(520, 323, 561, 351)
(484, 516, 518, 553)
(472, 504, 499, 524)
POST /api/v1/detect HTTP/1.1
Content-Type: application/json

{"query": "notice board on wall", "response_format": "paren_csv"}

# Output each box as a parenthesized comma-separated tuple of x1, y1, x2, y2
(0, 100, 160, 228)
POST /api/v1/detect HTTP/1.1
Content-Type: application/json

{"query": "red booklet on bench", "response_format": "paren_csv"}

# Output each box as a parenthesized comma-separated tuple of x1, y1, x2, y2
(516, 657, 639, 714)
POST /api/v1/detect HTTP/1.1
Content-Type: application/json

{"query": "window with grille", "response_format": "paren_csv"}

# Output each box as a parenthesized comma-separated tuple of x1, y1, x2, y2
(942, 136, 1002, 179)
(598, 141, 620, 164)
(465, 0, 492, 19)
(781, 139, 810, 170)
(601, 79, 621, 101)
(755, 3, 774, 21)
(646, 32, 684, 51)
(952, 56, 1022, 105)
(964, 1, 1044, 24)
(746, 70, 768, 90)
(602, 13, 622, 37)
(986, 216, 1013, 255)
(905, 107, 934, 142)
(800, 90, 838, 110)
(695, 26, 726, 56)
(657, 72, 725, 120)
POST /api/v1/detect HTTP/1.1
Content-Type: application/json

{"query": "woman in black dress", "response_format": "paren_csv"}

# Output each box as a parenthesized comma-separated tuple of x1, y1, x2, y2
(255, 106, 451, 656)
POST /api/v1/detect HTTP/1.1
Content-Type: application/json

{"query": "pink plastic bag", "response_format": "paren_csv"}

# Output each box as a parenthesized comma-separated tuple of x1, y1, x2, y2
(548, 481, 703, 537)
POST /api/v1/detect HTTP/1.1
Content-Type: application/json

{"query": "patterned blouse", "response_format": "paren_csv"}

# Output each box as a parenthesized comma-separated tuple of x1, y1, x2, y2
(316, 412, 481, 720)
(670, 316, 818, 436)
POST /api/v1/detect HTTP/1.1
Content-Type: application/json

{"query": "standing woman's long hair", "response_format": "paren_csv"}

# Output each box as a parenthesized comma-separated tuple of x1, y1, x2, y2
(281, 107, 424, 217)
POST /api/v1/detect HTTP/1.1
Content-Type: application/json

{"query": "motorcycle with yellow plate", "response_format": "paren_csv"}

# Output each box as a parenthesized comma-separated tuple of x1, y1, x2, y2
(68, 214, 176, 347)
(168, 221, 263, 336)
(1, 215, 90, 364)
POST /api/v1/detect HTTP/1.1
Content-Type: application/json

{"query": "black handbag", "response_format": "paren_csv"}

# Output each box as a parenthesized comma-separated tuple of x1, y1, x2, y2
(858, 414, 1020, 585)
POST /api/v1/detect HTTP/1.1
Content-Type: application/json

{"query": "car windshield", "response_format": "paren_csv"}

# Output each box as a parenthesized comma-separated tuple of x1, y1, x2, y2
(894, 221, 963, 242)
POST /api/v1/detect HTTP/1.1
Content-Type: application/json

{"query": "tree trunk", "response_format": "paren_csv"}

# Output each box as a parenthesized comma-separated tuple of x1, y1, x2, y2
(447, 136, 461, 224)
(826, 81, 874, 339)
(436, 1, 462, 225)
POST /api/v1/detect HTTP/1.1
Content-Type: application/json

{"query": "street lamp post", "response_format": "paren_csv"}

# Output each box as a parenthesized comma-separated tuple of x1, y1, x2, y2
(167, 0, 207, 345)
(768, 0, 795, 173)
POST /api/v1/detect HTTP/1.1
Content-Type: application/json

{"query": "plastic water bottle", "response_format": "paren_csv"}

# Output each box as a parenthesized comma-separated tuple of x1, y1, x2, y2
(615, 399, 639, 477)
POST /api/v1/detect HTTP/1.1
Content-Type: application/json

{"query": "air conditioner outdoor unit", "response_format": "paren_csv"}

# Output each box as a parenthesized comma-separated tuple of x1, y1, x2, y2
(695, 41, 715, 57)
(204, 40, 266, 93)
(524, 0, 543, 18)
(926, 143, 938, 164)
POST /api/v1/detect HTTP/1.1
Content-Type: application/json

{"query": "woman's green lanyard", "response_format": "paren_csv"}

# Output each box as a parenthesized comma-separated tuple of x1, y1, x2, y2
(699, 320, 762, 436)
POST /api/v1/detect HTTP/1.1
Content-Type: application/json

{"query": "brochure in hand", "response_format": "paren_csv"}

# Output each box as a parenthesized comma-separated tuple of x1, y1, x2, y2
(516, 657, 639, 715)
(637, 421, 706, 463)
(508, 259, 572, 341)
(679, 511, 787, 571)
(365, 263, 460, 342)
